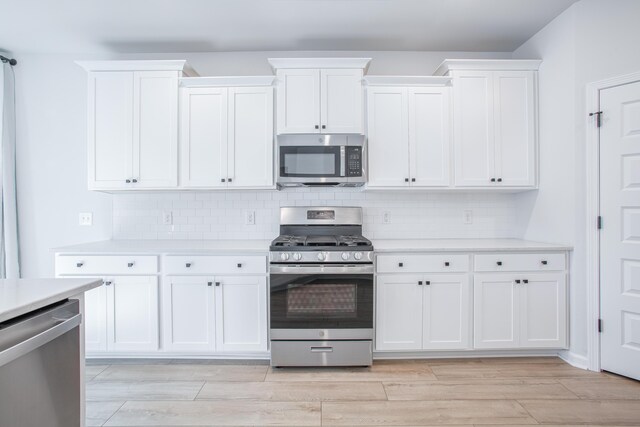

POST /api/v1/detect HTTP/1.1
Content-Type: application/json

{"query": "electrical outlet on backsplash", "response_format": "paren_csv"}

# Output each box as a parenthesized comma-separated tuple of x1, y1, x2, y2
(112, 188, 518, 240)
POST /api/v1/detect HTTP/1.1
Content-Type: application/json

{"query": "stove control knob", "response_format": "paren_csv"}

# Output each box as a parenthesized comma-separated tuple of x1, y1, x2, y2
(317, 252, 326, 261)
(354, 252, 363, 261)
(292, 252, 302, 261)
(341, 252, 350, 260)
(279, 253, 290, 261)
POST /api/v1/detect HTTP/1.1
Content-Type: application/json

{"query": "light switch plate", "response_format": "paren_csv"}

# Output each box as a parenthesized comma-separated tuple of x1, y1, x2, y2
(79, 212, 93, 226)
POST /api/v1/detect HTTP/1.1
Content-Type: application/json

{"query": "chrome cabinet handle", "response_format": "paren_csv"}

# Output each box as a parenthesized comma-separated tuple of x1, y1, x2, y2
(398, 262, 403, 267)
(207, 282, 213, 287)
(228, 178, 233, 183)
(541, 260, 548, 265)
(185, 263, 192, 268)
(425, 281, 431, 285)
(76, 262, 84, 268)
(237, 263, 242, 268)
(104, 281, 112, 286)
(515, 279, 521, 284)
(215, 282, 221, 287)
(127, 262, 134, 267)
(418, 281, 423, 285)
(523, 279, 529, 284)
(125, 179, 131, 183)
(132, 179, 138, 183)
(497, 261, 503, 266)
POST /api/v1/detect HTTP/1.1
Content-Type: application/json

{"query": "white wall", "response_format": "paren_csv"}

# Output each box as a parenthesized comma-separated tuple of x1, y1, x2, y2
(14, 50, 511, 278)
(513, 0, 640, 359)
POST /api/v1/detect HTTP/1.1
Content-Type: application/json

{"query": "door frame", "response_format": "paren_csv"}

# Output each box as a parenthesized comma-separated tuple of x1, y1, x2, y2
(585, 70, 640, 372)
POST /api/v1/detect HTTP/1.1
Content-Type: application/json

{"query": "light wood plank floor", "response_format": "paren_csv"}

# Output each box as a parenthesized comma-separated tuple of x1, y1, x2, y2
(85, 357, 640, 426)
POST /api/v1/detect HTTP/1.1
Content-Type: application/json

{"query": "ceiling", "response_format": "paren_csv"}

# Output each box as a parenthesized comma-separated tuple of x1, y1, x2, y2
(0, 0, 579, 54)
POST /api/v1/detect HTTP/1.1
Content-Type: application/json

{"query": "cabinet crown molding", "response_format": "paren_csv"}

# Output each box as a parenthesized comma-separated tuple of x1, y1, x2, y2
(180, 76, 275, 87)
(433, 59, 542, 76)
(364, 76, 452, 87)
(76, 60, 198, 76)
(268, 58, 372, 74)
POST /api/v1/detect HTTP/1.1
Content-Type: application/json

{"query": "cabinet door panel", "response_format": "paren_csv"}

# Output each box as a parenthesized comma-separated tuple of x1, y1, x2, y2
(84, 280, 108, 353)
(453, 71, 495, 187)
(227, 87, 274, 188)
(133, 71, 178, 188)
(88, 72, 133, 189)
(423, 274, 470, 349)
(277, 69, 320, 134)
(107, 276, 158, 352)
(474, 273, 518, 349)
(494, 71, 536, 186)
(409, 87, 451, 187)
(375, 274, 423, 350)
(519, 273, 567, 348)
(366, 87, 410, 187)
(215, 276, 267, 352)
(163, 276, 215, 352)
(180, 87, 228, 187)
(320, 69, 363, 134)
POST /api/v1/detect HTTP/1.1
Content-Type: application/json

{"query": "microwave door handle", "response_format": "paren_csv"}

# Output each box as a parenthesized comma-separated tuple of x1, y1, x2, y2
(340, 146, 346, 177)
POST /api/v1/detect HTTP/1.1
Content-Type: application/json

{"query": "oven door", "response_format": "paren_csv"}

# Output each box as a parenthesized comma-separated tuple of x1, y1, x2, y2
(270, 265, 373, 339)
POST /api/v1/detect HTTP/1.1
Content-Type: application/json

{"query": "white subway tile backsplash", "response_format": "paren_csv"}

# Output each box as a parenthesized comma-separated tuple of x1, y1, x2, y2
(112, 188, 518, 240)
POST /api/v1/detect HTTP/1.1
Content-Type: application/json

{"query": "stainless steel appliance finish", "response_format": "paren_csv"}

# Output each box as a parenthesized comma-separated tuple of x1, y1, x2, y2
(0, 299, 82, 427)
(277, 134, 367, 188)
(270, 207, 373, 367)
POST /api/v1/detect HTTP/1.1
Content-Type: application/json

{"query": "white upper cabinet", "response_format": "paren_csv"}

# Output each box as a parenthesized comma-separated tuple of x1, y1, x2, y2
(366, 77, 452, 188)
(270, 58, 370, 135)
(79, 61, 194, 190)
(179, 78, 274, 189)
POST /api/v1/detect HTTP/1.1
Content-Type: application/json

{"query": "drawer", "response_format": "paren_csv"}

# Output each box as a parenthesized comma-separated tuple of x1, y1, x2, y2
(474, 253, 566, 272)
(270, 340, 372, 367)
(163, 255, 267, 275)
(376, 254, 469, 273)
(56, 255, 158, 275)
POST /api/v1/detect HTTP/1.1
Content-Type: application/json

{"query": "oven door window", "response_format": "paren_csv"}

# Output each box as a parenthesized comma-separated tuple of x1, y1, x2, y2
(270, 273, 373, 329)
(280, 146, 341, 178)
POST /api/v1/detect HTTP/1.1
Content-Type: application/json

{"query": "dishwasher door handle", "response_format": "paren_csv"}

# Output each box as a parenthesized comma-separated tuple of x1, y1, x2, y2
(0, 313, 82, 368)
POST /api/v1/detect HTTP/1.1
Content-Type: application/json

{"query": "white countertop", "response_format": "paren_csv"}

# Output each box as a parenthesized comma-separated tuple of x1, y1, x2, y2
(52, 238, 571, 255)
(372, 238, 572, 252)
(0, 278, 102, 323)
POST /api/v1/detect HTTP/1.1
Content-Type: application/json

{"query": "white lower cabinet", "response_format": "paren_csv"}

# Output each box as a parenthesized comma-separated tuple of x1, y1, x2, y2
(84, 281, 108, 353)
(376, 273, 471, 351)
(474, 272, 567, 349)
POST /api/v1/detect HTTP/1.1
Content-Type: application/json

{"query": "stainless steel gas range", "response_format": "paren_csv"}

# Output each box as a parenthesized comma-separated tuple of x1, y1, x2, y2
(269, 206, 373, 367)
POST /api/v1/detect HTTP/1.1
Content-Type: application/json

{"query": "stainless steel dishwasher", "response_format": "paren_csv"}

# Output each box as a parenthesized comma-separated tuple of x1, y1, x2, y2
(0, 299, 82, 427)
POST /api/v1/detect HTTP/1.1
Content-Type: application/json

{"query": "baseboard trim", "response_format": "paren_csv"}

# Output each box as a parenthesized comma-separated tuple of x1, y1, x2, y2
(558, 350, 590, 370)
(86, 352, 271, 360)
(373, 349, 563, 360)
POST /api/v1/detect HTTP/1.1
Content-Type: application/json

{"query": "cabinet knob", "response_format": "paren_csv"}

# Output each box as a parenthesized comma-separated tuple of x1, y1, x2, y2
(76, 262, 84, 268)
(497, 261, 502, 266)
(497, 178, 502, 183)
(315, 125, 319, 129)
(228, 178, 233, 183)
(221, 178, 226, 183)
(207, 281, 213, 287)
(425, 281, 431, 285)
(127, 262, 134, 267)
(215, 281, 221, 287)
(104, 281, 112, 286)
(515, 279, 521, 284)
(411, 178, 416, 182)
(404, 178, 409, 182)
(132, 179, 138, 183)
(418, 281, 423, 285)
(398, 262, 403, 267)
(444, 261, 450, 267)
(185, 262, 192, 268)
(490, 178, 496, 182)
(321, 124, 326, 129)
(523, 279, 529, 284)
(237, 263, 242, 268)
(125, 179, 131, 183)
(541, 260, 548, 265)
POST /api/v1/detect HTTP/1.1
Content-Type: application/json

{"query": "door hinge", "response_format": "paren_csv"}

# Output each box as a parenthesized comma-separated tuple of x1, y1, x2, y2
(597, 216, 603, 230)
(598, 318, 603, 333)
(589, 111, 603, 127)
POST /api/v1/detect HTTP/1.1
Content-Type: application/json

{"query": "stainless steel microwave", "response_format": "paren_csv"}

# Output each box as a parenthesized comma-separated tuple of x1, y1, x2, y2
(277, 134, 367, 189)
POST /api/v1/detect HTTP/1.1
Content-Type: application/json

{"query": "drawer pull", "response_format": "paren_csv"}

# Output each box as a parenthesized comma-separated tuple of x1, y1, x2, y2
(215, 282, 221, 287)
(418, 281, 423, 285)
(496, 261, 503, 266)
(444, 261, 450, 267)
(425, 280, 431, 285)
(207, 282, 213, 287)
(541, 260, 548, 265)
(310, 346, 333, 353)
(127, 262, 134, 267)
(76, 262, 84, 268)
(104, 281, 112, 286)
(523, 279, 529, 284)
(237, 263, 242, 268)
(185, 263, 192, 268)
(515, 279, 521, 284)
(398, 262, 403, 267)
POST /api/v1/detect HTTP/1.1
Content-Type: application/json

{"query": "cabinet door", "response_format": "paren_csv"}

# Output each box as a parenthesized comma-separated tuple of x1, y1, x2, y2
(227, 87, 274, 188)
(276, 69, 320, 134)
(132, 71, 178, 188)
(366, 87, 410, 187)
(107, 276, 159, 352)
(215, 276, 267, 352)
(474, 273, 518, 349)
(87, 72, 133, 190)
(409, 87, 452, 187)
(180, 87, 228, 187)
(375, 274, 423, 350)
(320, 69, 363, 134)
(493, 71, 536, 187)
(84, 280, 108, 353)
(453, 71, 496, 187)
(163, 276, 215, 352)
(519, 273, 567, 348)
(422, 274, 470, 350)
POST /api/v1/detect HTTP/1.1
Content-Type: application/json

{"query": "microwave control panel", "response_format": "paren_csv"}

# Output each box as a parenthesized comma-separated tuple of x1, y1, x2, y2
(346, 146, 363, 177)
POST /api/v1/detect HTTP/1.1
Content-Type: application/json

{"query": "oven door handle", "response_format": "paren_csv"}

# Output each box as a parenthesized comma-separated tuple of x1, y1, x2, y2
(270, 265, 374, 275)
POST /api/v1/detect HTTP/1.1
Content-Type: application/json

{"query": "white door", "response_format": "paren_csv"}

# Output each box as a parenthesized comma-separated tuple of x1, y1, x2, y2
(422, 274, 470, 350)
(519, 273, 567, 348)
(409, 87, 452, 187)
(276, 69, 320, 134)
(227, 87, 274, 188)
(474, 273, 518, 349)
(320, 69, 363, 134)
(132, 71, 178, 188)
(493, 71, 536, 187)
(375, 274, 423, 350)
(600, 80, 640, 380)
(107, 276, 159, 352)
(366, 87, 410, 187)
(215, 276, 268, 352)
(453, 71, 495, 187)
(163, 276, 216, 352)
(84, 279, 108, 353)
(180, 87, 228, 188)
(87, 71, 133, 190)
